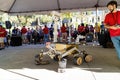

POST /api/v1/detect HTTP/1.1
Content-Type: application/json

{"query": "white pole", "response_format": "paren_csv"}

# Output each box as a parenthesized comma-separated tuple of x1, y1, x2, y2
(53, 16, 58, 42)
(51, 11, 61, 43)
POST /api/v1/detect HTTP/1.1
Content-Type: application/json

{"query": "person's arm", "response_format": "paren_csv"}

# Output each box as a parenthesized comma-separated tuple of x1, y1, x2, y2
(104, 14, 120, 30)
(104, 23, 120, 30)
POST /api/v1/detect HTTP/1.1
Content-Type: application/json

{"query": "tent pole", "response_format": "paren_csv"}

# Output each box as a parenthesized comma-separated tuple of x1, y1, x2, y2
(95, 0, 100, 23)
(96, 7, 98, 23)
(52, 11, 61, 42)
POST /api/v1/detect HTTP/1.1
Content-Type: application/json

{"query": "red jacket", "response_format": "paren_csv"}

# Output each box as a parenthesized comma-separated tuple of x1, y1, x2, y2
(61, 26, 66, 33)
(43, 27, 49, 34)
(104, 11, 120, 37)
(0, 28, 7, 37)
(21, 27, 27, 34)
(78, 26, 85, 33)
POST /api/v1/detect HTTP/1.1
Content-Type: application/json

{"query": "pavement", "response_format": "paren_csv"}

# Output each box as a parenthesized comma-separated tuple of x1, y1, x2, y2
(0, 43, 120, 80)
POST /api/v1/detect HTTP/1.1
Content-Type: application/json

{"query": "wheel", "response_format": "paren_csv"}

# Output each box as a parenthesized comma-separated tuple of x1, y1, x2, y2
(73, 56, 83, 65)
(34, 54, 41, 65)
(84, 54, 93, 63)
(34, 53, 50, 65)
(53, 54, 60, 61)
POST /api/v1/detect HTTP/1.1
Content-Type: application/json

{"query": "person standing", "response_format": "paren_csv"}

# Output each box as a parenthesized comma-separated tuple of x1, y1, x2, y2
(49, 25, 54, 41)
(94, 23, 100, 42)
(0, 25, 6, 49)
(43, 25, 49, 43)
(78, 23, 85, 36)
(26, 28, 32, 44)
(104, 0, 120, 60)
(61, 23, 67, 42)
(21, 26, 27, 44)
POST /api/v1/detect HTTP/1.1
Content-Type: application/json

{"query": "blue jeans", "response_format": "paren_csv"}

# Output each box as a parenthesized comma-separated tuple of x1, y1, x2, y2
(44, 34, 49, 43)
(111, 36, 120, 60)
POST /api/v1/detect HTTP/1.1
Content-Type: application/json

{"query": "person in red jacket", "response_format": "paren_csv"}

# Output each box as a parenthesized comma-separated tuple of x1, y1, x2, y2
(21, 26, 27, 43)
(78, 23, 85, 36)
(61, 23, 67, 42)
(104, 0, 120, 60)
(43, 25, 49, 43)
(0, 25, 6, 49)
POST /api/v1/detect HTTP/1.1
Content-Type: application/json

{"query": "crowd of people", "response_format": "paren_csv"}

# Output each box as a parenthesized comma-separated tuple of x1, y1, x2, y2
(0, 21, 107, 50)
(11, 25, 51, 45)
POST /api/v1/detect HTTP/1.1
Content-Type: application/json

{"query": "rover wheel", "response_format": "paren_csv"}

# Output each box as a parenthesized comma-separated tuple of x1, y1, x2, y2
(73, 56, 83, 65)
(84, 54, 93, 63)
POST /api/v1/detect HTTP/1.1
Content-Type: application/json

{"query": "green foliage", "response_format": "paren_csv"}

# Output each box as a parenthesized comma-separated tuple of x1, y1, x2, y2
(40, 15, 52, 24)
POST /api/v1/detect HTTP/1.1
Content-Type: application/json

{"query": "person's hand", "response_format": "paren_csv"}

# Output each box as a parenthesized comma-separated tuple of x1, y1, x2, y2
(110, 26, 119, 30)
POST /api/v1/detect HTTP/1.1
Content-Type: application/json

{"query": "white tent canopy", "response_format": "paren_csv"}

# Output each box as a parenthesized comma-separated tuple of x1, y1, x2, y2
(0, 0, 120, 14)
